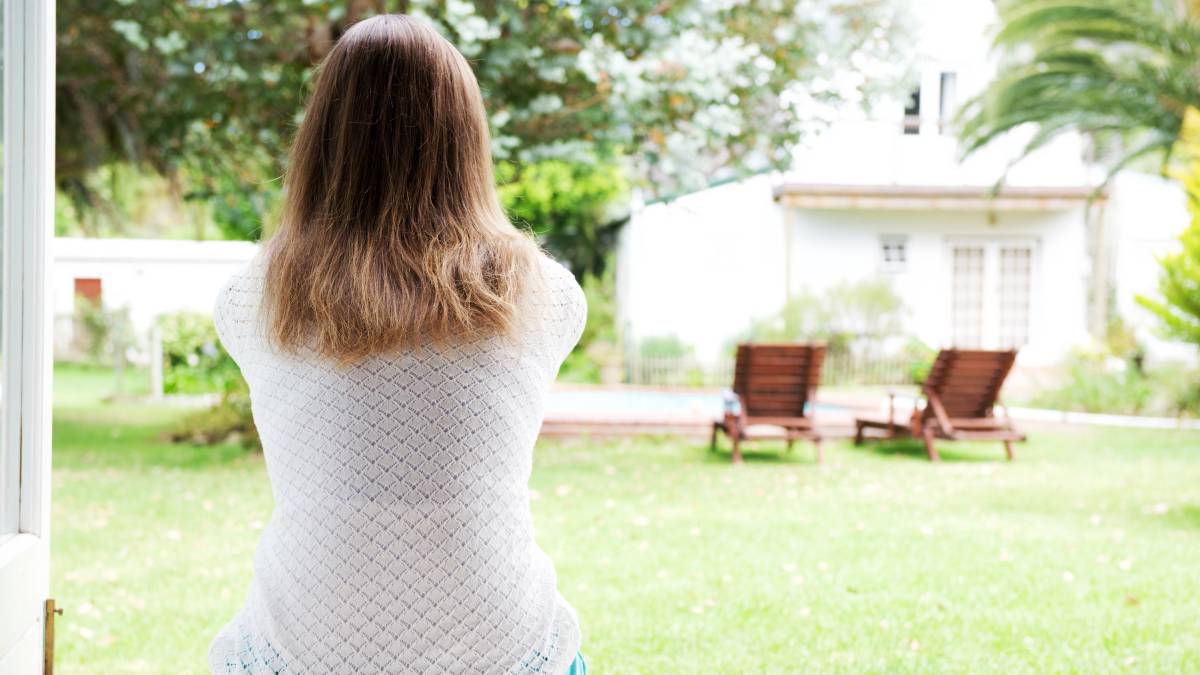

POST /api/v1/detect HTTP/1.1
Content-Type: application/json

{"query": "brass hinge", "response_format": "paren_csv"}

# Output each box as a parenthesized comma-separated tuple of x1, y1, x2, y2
(44, 599, 63, 675)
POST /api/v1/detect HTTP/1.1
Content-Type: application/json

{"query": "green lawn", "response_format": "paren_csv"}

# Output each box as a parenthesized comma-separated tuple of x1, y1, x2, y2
(51, 364, 1200, 674)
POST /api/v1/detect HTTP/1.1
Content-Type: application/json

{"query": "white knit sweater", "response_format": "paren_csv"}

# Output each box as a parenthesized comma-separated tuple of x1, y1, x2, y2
(207, 252, 586, 675)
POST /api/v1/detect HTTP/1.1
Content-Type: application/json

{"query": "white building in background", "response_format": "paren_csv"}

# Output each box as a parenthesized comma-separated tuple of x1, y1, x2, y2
(616, 0, 1192, 367)
(53, 237, 259, 357)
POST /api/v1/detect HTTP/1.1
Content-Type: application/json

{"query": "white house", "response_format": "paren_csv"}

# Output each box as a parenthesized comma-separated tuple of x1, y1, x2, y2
(53, 237, 259, 356)
(616, 0, 1191, 369)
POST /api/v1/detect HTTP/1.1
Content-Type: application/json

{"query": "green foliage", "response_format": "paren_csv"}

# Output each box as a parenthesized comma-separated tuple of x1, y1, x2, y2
(171, 378, 259, 448)
(557, 261, 622, 384)
(1033, 351, 1155, 414)
(960, 0, 1200, 180)
(199, 173, 283, 242)
(1032, 349, 1200, 416)
(498, 160, 628, 278)
(49, 368, 1200, 673)
(638, 335, 693, 360)
(1105, 313, 1146, 361)
(1138, 222, 1200, 345)
(155, 312, 241, 394)
(72, 298, 134, 364)
(902, 337, 938, 384)
(749, 278, 907, 353)
(58, 0, 911, 240)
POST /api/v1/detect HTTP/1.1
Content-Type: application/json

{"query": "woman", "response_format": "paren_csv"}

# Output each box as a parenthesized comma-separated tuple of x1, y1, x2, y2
(208, 15, 586, 675)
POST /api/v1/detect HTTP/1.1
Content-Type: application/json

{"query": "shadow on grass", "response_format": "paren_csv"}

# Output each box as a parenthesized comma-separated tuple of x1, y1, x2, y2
(703, 441, 821, 465)
(846, 438, 999, 463)
(53, 405, 255, 471)
(1170, 505, 1200, 530)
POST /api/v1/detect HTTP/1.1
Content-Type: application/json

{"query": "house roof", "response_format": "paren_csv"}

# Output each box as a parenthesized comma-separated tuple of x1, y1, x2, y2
(772, 183, 1107, 211)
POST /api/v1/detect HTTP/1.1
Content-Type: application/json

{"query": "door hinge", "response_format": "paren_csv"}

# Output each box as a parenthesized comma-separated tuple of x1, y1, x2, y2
(44, 599, 63, 675)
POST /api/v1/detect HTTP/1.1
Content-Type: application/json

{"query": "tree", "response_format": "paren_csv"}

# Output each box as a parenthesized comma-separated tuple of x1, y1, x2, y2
(1138, 221, 1200, 346)
(497, 159, 627, 278)
(1137, 109, 1200, 348)
(959, 0, 1200, 181)
(58, 0, 911, 242)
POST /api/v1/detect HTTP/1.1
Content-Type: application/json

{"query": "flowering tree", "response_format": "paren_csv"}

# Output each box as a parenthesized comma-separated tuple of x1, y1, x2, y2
(58, 0, 911, 242)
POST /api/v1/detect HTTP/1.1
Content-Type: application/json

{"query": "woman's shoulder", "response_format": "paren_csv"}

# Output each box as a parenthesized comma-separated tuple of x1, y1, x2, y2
(534, 251, 575, 285)
(214, 249, 269, 356)
(524, 253, 586, 361)
(530, 253, 584, 310)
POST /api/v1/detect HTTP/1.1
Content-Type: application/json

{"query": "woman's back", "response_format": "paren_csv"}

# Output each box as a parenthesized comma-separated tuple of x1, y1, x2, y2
(208, 253, 586, 674)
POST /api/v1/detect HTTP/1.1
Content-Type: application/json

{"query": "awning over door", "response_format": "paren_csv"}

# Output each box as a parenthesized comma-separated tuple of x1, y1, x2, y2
(772, 183, 1104, 211)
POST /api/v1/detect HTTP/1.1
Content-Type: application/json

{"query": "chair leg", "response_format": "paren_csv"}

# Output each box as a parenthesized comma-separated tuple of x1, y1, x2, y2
(853, 422, 865, 446)
(731, 435, 744, 465)
(923, 428, 940, 462)
(710, 424, 719, 452)
(786, 436, 795, 453)
(813, 438, 824, 464)
(1003, 440, 1015, 461)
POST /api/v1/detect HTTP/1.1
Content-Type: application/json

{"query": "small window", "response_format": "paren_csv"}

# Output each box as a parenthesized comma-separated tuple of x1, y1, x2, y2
(939, 72, 958, 133)
(880, 235, 908, 272)
(902, 87, 921, 135)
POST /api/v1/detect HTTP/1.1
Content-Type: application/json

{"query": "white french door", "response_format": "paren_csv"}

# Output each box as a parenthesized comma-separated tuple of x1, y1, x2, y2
(948, 239, 1036, 350)
(0, 1, 55, 673)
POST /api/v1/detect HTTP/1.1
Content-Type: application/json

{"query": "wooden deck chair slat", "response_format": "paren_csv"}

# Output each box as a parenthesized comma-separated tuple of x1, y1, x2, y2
(854, 348, 1024, 461)
(715, 343, 826, 464)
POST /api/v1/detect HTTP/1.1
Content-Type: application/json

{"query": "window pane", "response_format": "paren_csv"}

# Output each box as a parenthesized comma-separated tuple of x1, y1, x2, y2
(951, 246, 984, 348)
(999, 246, 1032, 348)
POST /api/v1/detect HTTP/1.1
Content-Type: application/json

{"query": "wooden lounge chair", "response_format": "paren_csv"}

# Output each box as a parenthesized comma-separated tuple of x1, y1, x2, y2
(711, 343, 825, 464)
(854, 348, 1025, 461)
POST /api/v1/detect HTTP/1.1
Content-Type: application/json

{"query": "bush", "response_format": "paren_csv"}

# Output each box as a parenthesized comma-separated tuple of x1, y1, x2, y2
(169, 377, 258, 447)
(902, 338, 937, 384)
(1033, 353, 1153, 414)
(156, 312, 241, 394)
(558, 261, 622, 384)
(750, 279, 905, 346)
(72, 298, 134, 363)
(638, 335, 692, 360)
(1031, 349, 1200, 417)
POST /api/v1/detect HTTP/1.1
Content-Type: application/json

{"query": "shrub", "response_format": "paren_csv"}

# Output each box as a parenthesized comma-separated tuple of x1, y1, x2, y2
(558, 260, 622, 384)
(638, 335, 692, 360)
(750, 279, 904, 346)
(902, 337, 937, 384)
(156, 312, 241, 394)
(72, 298, 134, 363)
(169, 377, 258, 447)
(1028, 349, 1200, 417)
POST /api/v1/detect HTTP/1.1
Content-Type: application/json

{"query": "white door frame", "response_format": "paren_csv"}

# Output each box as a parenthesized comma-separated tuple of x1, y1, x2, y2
(945, 235, 1041, 351)
(0, 0, 56, 672)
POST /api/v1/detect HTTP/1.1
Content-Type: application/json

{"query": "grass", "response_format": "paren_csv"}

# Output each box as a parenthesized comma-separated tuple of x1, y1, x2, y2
(51, 364, 1200, 674)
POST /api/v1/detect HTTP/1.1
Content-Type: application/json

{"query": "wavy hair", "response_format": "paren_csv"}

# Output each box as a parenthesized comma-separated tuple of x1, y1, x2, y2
(264, 14, 539, 364)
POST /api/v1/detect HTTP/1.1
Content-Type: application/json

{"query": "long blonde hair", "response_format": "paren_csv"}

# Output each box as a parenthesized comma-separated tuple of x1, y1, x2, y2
(264, 14, 538, 364)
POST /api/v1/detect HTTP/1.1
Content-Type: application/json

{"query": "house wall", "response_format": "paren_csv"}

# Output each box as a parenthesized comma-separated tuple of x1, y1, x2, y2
(1107, 173, 1196, 363)
(53, 237, 260, 352)
(616, 174, 788, 361)
(618, 184, 1093, 366)
(786, 207, 1090, 366)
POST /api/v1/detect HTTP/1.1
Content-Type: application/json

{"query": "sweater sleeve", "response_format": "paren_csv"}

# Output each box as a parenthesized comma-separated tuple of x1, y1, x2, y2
(213, 254, 266, 366)
(534, 255, 588, 372)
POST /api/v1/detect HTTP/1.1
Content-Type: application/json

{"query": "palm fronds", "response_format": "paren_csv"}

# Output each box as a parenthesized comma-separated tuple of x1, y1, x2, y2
(959, 0, 1200, 177)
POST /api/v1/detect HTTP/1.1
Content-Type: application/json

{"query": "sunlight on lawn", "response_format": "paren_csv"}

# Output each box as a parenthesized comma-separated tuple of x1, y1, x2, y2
(51, 365, 1200, 674)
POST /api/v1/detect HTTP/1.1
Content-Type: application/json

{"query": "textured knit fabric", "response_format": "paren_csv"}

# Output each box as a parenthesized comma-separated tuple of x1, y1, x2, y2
(207, 251, 586, 675)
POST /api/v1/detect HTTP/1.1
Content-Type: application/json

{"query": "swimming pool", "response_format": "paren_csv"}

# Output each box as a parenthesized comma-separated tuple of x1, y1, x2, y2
(545, 387, 848, 417)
